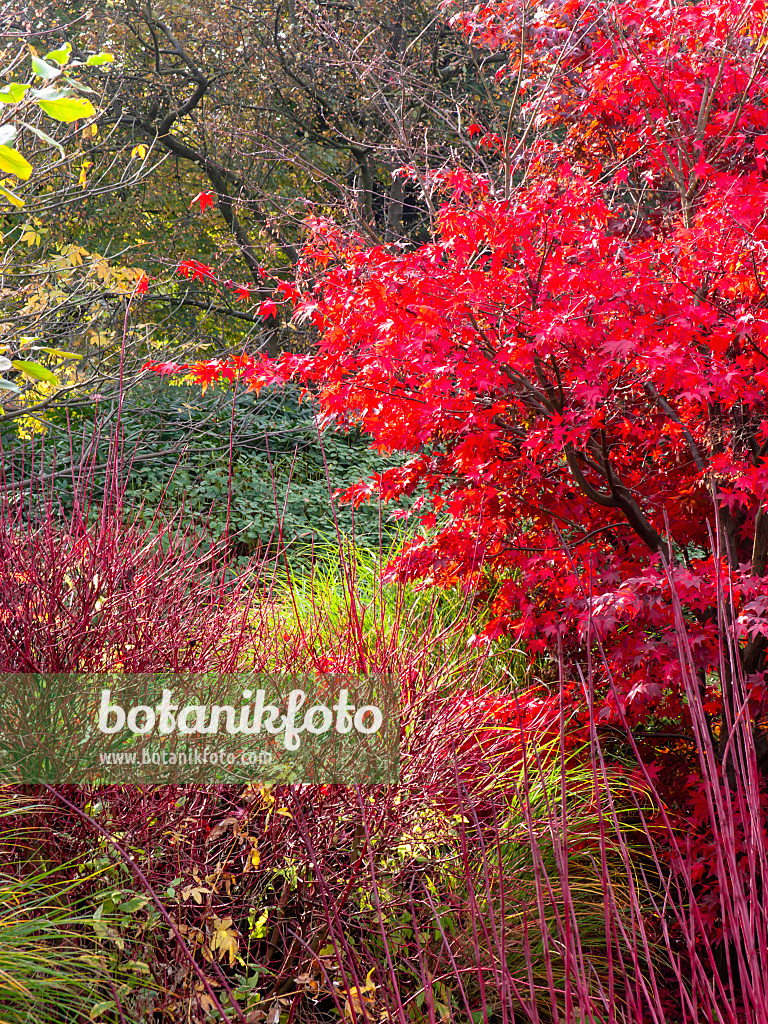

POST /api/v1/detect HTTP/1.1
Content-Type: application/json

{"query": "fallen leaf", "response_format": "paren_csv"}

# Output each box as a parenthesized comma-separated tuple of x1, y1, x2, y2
(207, 815, 238, 843)
(344, 969, 377, 1021)
(181, 882, 211, 904)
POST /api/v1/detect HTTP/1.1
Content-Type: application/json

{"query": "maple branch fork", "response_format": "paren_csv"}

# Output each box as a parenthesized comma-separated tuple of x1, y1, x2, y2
(644, 382, 707, 473)
(564, 441, 668, 556)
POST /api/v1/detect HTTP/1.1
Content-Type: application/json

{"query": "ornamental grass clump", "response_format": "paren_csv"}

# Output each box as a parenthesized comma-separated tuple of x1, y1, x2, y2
(2, 422, 768, 1022)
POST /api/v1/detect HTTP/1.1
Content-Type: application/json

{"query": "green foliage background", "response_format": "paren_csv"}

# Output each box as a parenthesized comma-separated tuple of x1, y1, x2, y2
(1, 379, 409, 560)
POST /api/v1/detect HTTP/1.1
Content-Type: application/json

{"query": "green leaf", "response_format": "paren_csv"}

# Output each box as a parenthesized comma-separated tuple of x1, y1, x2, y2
(0, 125, 16, 147)
(19, 121, 65, 158)
(125, 960, 150, 974)
(37, 346, 82, 360)
(0, 184, 24, 207)
(89, 1000, 116, 1020)
(250, 908, 269, 939)
(86, 52, 114, 66)
(30, 54, 62, 80)
(44, 42, 72, 66)
(37, 96, 95, 122)
(0, 380, 20, 393)
(0, 144, 32, 180)
(30, 86, 74, 101)
(62, 77, 98, 95)
(0, 83, 30, 103)
(118, 896, 149, 913)
(12, 359, 58, 384)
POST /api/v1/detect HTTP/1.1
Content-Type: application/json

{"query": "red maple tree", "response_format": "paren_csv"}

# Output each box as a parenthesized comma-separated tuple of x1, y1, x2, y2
(153, 0, 768, 767)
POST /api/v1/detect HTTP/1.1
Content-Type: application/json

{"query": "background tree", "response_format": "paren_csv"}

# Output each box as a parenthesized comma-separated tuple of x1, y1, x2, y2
(0, 1, 431, 550)
(0, 0, 519, 554)
(20, 0, 522, 355)
(0, 4, 170, 431)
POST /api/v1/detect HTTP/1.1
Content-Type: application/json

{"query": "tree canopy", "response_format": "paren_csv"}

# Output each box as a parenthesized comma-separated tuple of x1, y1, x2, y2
(153, 0, 768, 768)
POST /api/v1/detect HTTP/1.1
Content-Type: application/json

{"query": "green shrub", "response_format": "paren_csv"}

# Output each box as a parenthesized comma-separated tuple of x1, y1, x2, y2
(0, 379, 411, 560)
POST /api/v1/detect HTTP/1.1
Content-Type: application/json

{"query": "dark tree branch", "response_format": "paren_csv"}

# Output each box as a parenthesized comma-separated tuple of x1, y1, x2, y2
(644, 382, 708, 473)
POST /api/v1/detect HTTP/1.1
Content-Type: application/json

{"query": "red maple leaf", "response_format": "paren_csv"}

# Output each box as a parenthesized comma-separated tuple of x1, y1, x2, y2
(144, 360, 186, 375)
(189, 190, 215, 213)
(178, 259, 217, 284)
(257, 298, 277, 317)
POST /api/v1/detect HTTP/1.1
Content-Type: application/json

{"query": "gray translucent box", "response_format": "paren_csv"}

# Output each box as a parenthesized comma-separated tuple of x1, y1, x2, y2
(0, 673, 399, 784)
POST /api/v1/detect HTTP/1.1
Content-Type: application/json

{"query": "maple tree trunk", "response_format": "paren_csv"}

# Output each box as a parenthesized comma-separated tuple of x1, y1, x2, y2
(385, 171, 405, 242)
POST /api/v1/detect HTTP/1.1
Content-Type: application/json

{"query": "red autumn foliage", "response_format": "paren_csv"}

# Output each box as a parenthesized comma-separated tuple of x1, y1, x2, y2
(257, 298, 277, 318)
(154, 0, 768, 771)
(189, 190, 215, 213)
(177, 259, 217, 284)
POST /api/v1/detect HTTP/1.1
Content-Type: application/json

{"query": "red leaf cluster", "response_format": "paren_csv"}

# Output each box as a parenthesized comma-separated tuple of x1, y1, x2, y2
(155, 0, 768, 755)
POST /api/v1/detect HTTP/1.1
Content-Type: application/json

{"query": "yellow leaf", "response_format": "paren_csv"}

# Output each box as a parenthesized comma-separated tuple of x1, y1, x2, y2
(0, 145, 32, 181)
(88, 329, 115, 347)
(44, 42, 72, 66)
(180, 883, 211, 904)
(131, 143, 147, 159)
(21, 228, 42, 247)
(344, 969, 377, 1021)
(12, 359, 58, 384)
(38, 96, 96, 122)
(209, 915, 239, 967)
(0, 184, 23, 207)
(37, 346, 82, 360)
(22, 289, 48, 313)
(249, 840, 260, 870)
(250, 908, 269, 939)
(83, 124, 98, 139)
(59, 244, 87, 266)
(344, 989, 370, 1020)
(92, 259, 111, 282)
(79, 160, 93, 187)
